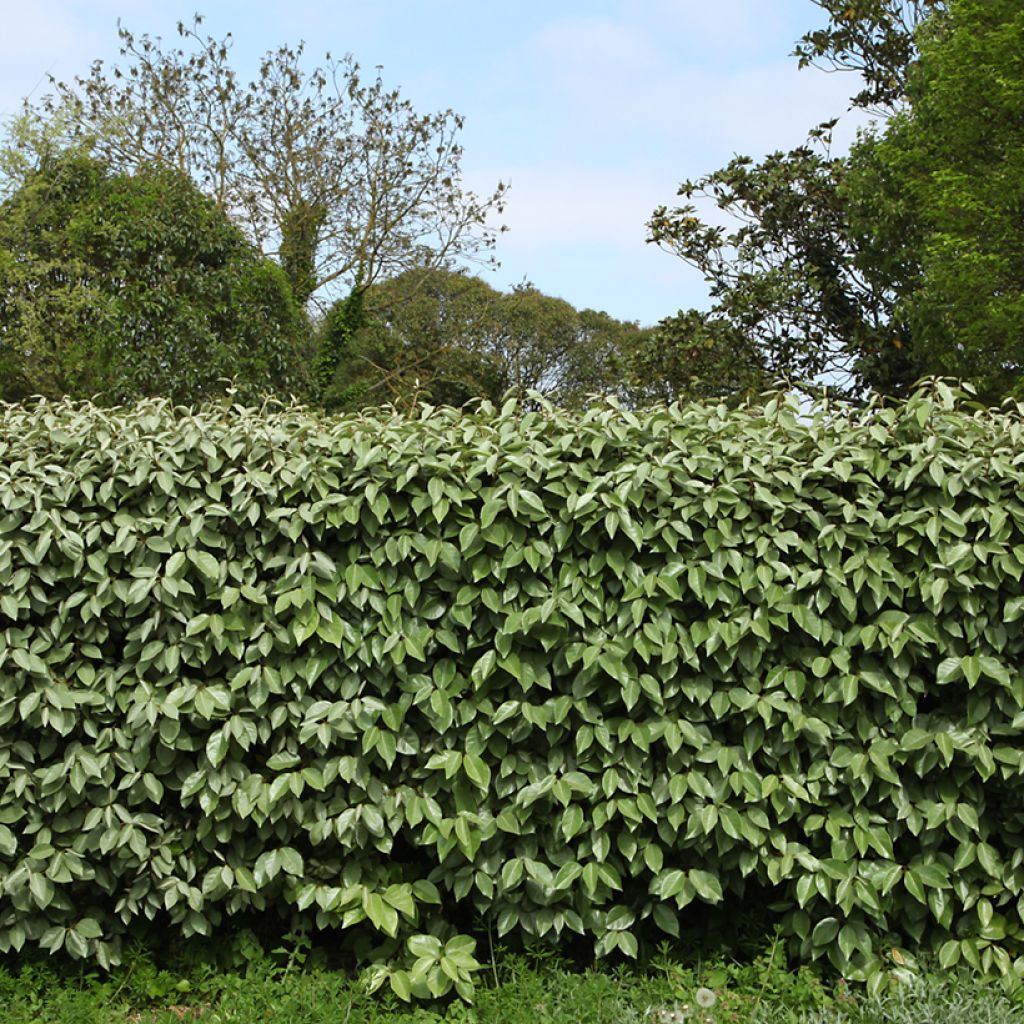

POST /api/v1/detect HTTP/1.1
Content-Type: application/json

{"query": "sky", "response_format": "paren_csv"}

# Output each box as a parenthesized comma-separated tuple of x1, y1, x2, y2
(0, 0, 873, 327)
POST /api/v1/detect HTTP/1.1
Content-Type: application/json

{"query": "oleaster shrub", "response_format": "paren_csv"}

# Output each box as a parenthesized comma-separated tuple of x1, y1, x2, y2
(1, 384, 1024, 997)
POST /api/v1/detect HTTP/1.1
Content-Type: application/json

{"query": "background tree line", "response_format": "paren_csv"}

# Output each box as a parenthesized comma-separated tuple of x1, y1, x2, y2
(0, 0, 1021, 409)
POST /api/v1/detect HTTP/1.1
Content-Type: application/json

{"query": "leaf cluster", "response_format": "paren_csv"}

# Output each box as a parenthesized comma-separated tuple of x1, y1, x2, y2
(844, 0, 1024, 404)
(647, 140, 921, 399)
(795, 1, 946, 113)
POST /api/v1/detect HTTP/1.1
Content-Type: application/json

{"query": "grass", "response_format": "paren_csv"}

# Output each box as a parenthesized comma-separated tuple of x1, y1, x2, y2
(0, 937, 1020, 1024)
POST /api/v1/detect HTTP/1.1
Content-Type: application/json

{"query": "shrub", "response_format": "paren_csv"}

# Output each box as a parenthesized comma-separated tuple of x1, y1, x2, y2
(0, 383, 1023, 996)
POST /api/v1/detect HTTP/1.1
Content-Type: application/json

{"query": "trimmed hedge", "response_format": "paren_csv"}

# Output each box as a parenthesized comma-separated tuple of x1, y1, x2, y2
(1, 385, 1024, 992)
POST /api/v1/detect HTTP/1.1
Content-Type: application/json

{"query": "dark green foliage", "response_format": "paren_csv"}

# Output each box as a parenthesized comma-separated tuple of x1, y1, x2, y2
(613, 307, 771, 407)
(279, 200, 329, 308)
(322, 268, 644, 412)
(3, 941, 1019, 1024)
(649, 2, 950, 400)
(0, 152, 309, 405)
(316, 287, 369, 407)
(647, 129, 920, 399)
(321, 270, 504, 411)
(845, 0, 1024, 403)
(2, 385, 1024, 997)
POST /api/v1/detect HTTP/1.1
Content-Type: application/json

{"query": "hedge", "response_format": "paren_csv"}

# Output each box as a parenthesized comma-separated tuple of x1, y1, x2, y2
(1, 385, 1024, 995)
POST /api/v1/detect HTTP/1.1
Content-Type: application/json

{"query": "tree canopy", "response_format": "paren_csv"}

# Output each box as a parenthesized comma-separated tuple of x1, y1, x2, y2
(648, 1, 949, 400)
(6, 2, 1019, 411)
(16, 17, 506, 310)
(794, 0, 946, 111)
(319, 267, 648, 411)
(0, 152, 307, 405)
(845, 0, 1024, 402)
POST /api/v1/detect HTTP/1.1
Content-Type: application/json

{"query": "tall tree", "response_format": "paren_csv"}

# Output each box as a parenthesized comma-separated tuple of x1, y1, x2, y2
(647, 138, 901, 392)
(323, 269, 506, 410)
(0, 152, 307, 405)
(844, 0, 1024, 402)
(13, 17, 506, 313)
(648, 1, 946, 399)
(610, 311, 768, 406)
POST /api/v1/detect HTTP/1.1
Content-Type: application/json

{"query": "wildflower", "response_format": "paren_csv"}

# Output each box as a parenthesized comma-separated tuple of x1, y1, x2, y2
(695, 987, 717, 1009)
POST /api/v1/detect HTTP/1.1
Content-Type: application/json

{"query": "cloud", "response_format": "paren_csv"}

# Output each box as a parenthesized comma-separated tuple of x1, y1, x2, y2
(530, 15, 661, 78)
(517, 13, 869, 164)
(633, 0, 800, 58)
(470, 161, 664, 248)
(461, 6, 878, 322)
(462, 158, 711, 321)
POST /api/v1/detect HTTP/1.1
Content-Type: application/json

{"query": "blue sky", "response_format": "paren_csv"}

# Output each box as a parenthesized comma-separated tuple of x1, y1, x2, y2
(0, 1, 871, 326)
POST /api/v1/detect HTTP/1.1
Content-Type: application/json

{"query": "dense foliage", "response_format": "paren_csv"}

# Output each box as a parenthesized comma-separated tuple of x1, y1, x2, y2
(845, 0, 1024, 404)
(0, 941, 1020, 1023)
(10, 2, 1019, 410)
(647, 139, 898, 394)
(1, 386, 1024, 995)
(320, 268, 649, 411)
(0, 153, 308, 405)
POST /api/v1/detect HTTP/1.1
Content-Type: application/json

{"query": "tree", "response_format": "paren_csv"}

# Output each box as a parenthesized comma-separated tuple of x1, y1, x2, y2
(610, 311, 768, 406)
(844, 0, 1024, 402)
(794, 0, 946, 111)
(16, 17, 506, 316)
(648, 1, 946, 399)
(490, 283, 613, 404)
(0, 152, 307, 405)
(322, 269, 506, 410)
(321, 268, 644, 410)
(647, 139, 903, 393)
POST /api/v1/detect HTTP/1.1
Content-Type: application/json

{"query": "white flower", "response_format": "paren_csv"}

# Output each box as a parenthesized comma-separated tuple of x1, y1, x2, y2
(695, 987, 717, 1008)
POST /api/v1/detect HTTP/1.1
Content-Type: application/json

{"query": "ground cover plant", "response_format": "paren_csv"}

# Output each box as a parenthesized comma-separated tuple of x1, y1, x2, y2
(1, 383, 1024, 999)
(0, 937, 1021, 1024)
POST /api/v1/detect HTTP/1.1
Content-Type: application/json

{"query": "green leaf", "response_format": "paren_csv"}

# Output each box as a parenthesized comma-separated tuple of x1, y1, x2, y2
(206, 730, 229, 767)
(689, 869, 722, 903)
(74, 918, 103, 940)
(189, 550, 221, 581)
(390, 970, 413, 1001)
(561, 805, 585, 840)
(652, 869, 687, 899)
(938, 939, 961, 969)
(653, 902, 680, 937)
(811, 917, 840, 947)
(279, 847, 304, 876)
(363, 893, 399, 936)
(65, 930, 89, 959)
(29, 873, 54, 910)
(961, 655, 982, 688)
(553, 862, 583, 890)
(463, 752, 491, 791)
(408, 934, 443, 960)
(0, 824, 17, 857)
(471, 651, 497, 687)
